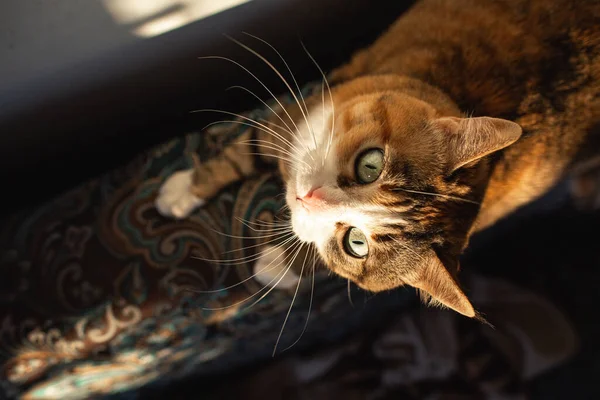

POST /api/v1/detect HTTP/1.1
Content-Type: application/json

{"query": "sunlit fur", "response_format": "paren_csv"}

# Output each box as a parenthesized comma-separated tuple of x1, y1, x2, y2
(285, 79, 487, 300)
(278, 0, 600, 318)
(167, 0, 599, 322)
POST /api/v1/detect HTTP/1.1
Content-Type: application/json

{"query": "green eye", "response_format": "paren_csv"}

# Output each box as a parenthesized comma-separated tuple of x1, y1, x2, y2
(355, 148, 384, 184)
(343, 227, 368, 258)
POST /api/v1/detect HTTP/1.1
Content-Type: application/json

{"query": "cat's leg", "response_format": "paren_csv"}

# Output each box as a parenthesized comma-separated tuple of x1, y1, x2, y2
(253, 243, 317, 290)
(155, 168, 206, 218)
(253, 245, 301, 290)
(156, 117, 292, 219)
(155, 146, 255, 218)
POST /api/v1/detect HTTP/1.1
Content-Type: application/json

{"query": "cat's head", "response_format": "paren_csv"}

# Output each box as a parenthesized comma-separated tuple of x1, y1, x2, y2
(284, 75, 522, 317)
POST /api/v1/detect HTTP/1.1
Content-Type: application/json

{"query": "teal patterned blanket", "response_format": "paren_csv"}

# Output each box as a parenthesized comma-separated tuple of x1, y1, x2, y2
(0, 83, 581, 399)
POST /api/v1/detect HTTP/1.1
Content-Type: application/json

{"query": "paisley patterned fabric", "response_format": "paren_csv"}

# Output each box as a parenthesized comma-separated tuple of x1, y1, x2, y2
(0, 83, 580, 399)
(0, 84, 415, 399)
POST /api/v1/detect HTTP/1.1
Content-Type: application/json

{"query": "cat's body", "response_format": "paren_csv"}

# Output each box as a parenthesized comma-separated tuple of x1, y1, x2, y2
(331, 0, 600, 230)
(156, 0, 600, 317)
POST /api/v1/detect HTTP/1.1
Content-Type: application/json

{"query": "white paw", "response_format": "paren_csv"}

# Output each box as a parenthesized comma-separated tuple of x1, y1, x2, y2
(253, 245, 301, 290)
(155, 169, 205, 219)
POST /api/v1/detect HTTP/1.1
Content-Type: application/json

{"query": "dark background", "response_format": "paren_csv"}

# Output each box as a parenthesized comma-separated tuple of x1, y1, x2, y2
(0, 0, 414, 216)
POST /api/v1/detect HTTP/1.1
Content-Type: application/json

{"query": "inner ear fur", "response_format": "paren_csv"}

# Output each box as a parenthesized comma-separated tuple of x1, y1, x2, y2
(406, 252, 476, 318)
(434, 116, 522, 173)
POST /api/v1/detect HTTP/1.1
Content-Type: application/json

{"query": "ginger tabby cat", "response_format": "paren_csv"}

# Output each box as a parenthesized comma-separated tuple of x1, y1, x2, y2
(156, 0, 600, 318)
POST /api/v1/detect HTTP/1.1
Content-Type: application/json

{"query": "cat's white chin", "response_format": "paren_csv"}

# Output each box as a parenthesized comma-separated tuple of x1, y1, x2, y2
(289, 205, 333, 246)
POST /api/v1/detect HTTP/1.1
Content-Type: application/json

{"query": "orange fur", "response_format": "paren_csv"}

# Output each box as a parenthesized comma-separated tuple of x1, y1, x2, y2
(184, 0, 600, 318)
(298, 0, 600, 316)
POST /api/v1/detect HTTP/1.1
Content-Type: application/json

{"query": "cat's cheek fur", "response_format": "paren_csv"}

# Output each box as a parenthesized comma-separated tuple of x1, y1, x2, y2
(290, 207, 335, 247)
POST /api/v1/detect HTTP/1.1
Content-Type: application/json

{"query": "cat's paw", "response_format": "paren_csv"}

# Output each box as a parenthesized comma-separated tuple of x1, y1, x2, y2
(253, 245, 301, 290)
(155, 169, 205, 218)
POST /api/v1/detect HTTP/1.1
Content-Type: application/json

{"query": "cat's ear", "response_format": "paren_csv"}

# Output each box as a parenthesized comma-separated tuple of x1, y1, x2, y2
(435, 116, 522, 173)
(406, 253, 476, 318)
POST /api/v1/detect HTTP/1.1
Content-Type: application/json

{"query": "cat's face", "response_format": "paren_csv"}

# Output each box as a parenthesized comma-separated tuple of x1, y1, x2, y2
(284, 77, 521, 317)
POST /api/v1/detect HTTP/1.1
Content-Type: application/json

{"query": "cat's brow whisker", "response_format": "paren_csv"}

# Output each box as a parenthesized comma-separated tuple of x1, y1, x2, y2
(238, 139, 307, 166)
(198, 261, 291, 310)
(226, 86, 295, 135)
(193, 235, 295, 265)
(226, 35, 319, 152)
(238, 118, 303, 156)
(391, 237, 426, 263)
(242, 33, 311, 124)
(205, 240, 302, 312)
(273, 242, 310, 356)
(242, 32, 317, 161)
(239, 139, 301, 158)
(196, 55, 302, 137)
(236, 216, 290, 226)
(242, 152, 300, 171)
(243, 240, 304, 313)
(301, 41, 335, 162)
(236, 225, 293, 237)
(207, 226, 293, 240)
(241, 150, 298, 165)
(240, 143, 308, 171)
(221, 231, 294, 255)
(258, 118, 293, 138)
(240, 224, 292, 234)
(203, 91, 309, 158)
(193, 237, 298, 294)
(200, 119, 297, 156)
(282, 245, 317, 353)
(393, 188, 481, 205)
(240, 33, 319, 154)
(220, 232, 294, 256)
(236, 218, 291, 230)
(195, 109, 300, 155)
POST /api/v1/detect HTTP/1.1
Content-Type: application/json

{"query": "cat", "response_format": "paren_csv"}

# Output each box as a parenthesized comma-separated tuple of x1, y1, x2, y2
(155, 0, 600, 319)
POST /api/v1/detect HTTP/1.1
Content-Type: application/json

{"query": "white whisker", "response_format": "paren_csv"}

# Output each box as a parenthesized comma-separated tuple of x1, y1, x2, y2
(240, 240, 305, 312)
(193, 234, 297, 265)
(258, 118, 293, 138)
(392, 237, 426, 263)
(238, 139, 306, 163)
(393, 188, 480, 205)
(273, 242, 309, 356)
(199, 240, 302, 308)
(209, 226, 293, 241)
(282, 245, 317, 352)
(301, 42, 335, 162)
(196, 55, 302, 136)
(240, 33, 318, 150)
(194, 237, 298, 294)
(225, 36, 319, 155)
(226, 85, 295, 135)
(195, 109, 301, 155)
(236, 219, 292, 233)
(220, 232, 295, 255)
(347, 279, 354, 307)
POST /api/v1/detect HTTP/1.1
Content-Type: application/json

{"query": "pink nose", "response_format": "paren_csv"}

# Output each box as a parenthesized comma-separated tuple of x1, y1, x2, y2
(304, 186, 324, 200)
(297, 186, 325, 204)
